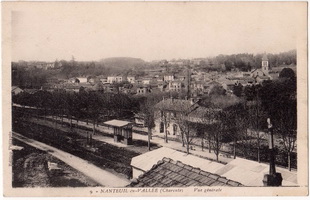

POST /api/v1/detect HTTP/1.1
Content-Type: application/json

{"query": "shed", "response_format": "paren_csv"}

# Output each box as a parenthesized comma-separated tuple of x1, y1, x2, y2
(104, 119, 133, 145)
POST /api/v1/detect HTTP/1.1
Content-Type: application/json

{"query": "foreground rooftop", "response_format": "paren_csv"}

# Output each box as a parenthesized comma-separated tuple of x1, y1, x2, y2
(131, 147, 297, 186)
(129, 157, 242, 187)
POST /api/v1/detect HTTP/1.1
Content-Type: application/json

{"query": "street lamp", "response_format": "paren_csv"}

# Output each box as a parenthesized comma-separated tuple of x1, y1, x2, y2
(263, 118, 283, 186)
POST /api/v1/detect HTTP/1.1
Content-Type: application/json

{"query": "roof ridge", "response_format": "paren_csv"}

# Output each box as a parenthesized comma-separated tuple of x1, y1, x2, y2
(162, 158, 243, 186)
(136, 158, 167, 180)
(130, 157, 243, 187)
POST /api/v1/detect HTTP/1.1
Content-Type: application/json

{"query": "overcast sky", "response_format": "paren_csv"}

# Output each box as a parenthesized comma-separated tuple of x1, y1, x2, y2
(11, 2, 305, 62)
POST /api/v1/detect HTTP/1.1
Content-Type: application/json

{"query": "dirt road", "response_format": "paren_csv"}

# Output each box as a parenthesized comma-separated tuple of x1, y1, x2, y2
(13, 132, 130, 187)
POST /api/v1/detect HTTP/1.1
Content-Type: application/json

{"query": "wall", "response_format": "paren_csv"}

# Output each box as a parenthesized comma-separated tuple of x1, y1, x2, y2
(154, 118, 179, 138)
(132, 167, 145, 179)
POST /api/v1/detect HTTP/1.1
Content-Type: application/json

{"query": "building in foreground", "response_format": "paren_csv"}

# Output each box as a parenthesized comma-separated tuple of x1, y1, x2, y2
(129, 157, 242, 187)
(130, 147, 297, 187)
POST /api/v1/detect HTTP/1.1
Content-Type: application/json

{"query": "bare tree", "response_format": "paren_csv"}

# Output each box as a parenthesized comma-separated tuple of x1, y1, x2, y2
(209, 121, 225, 162)
(155, 103, 170, 143)
(139, 96, 157, 151)
(198, 109, 228, 162)
(176, 112, 196, 154)
(223, 103, 248, 159)
(193, 107, 219, 153)
(274, 105, 297, 171)
(247, 100, 267, 163)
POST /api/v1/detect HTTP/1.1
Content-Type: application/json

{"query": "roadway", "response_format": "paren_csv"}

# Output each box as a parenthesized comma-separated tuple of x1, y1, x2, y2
(12, 131, 130, 187)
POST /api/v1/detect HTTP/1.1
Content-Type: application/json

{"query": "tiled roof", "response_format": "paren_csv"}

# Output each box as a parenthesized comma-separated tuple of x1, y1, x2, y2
(129, 157, 243, 187)
(188, 106, 220, 120)
(131, 147, 298, 186)
(154, 99, 198, 112)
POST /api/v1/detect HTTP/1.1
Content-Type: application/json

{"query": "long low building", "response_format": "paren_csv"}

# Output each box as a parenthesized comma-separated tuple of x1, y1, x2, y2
(130, 147, 297, 187)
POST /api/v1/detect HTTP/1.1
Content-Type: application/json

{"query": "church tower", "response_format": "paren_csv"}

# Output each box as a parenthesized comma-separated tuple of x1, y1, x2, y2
(262, 54, 269, 75)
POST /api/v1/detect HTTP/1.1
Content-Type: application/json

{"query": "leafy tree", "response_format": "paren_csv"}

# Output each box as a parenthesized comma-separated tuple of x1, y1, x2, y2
(87, 92, 104, 142)
(209, 85, 226, 96)
(279, 68, 296, 80)
(259, 78, 297, 170)
(233, 83, 243, 97)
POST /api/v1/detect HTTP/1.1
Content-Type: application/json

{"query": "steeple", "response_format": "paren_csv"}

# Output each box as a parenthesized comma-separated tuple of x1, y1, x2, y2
(262, 53, 269, 75)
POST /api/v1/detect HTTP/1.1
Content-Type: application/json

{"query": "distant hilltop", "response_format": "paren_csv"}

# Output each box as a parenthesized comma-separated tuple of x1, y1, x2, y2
(99, 57, 146, 69)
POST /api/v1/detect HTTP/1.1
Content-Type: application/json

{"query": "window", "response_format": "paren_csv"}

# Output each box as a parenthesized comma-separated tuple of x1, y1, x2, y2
(173, 124, 178, 135)
(263, 61, 268, 67)
(160, 122, 164, 133)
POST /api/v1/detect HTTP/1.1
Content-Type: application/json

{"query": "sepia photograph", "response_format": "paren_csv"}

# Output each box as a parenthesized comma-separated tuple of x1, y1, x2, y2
(2, 1, 308, 197)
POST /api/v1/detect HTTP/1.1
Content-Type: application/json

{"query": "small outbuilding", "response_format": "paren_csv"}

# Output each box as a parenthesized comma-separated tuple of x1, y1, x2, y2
(104, 119, 133, 145)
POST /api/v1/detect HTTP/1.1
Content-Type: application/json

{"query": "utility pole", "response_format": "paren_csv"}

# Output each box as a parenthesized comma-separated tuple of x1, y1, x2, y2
(263, 118, 283, 186)
(186, 66, 191, 98)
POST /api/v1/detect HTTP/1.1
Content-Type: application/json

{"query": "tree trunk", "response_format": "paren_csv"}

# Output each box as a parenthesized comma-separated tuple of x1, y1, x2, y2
(201, 137, 204, 151)
(216, 136, 219, 162)
(86, 131, 89, 145)
(233, 137, 236, 159)
(208, 137, 211, 153)
(181, 133, 185, 147)
(70, 115, 73, 130)
(86, 118, 88, 125)
(186, 142, 189, 155)
(148, 127, 151, 151)
(55, 114, 57, 127)
(288, 152, 291, 171)
(90, 133, 93, 147)
(61, 111, 64, 126)
(93, 119, 96, 136)
(164, 124, 168, 143)
(186, 132, 190, 155)
(257, 133, 260, 163)
(44, 108, 47, 121)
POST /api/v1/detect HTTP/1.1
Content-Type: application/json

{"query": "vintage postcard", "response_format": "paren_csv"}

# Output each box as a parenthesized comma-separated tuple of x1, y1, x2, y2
(2, 1, 308, 197)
